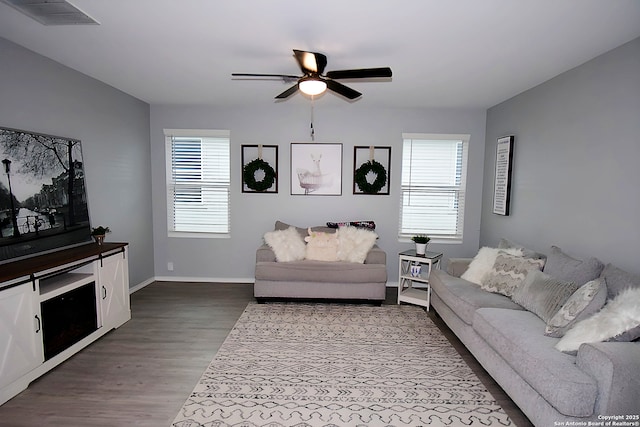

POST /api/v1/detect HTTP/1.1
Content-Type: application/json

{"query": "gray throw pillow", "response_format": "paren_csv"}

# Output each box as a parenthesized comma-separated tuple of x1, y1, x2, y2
(481, 253, 545, 297)
(610, 325, 640, 342)
(498, 238, 546, 260)
(544, 278, 607, 338)
(512, 270, 579, 323)
(275, 220, 334, 238)
(600, 263, 640, 301)
(543, 246, 604, 286)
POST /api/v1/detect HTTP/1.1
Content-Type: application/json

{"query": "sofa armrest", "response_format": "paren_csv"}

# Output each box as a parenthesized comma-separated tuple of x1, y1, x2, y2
(577, 341, 640, 415)
(256, 244, 276, 263)
(446, 258, 472, 277)
(364, 245, 386, 265)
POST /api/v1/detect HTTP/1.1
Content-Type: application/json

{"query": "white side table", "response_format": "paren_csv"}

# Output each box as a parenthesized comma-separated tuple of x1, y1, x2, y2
(397, 249, 443, 310)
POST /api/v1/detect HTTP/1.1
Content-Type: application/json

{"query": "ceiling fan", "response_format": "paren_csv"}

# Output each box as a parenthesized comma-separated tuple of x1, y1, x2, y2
(232, 49, 392, 100)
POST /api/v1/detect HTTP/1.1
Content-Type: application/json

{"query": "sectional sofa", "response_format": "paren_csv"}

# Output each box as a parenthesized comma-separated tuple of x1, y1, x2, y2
(430, 242, 640, 426)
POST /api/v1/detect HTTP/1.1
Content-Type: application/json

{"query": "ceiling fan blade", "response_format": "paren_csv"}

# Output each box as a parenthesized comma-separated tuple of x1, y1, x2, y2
(275, 84, 299, 99)
(326, 80, 361, 100)
(326, 67, 392, 79)
(293, 49, 327, 75)
(232, 73, 300, 80)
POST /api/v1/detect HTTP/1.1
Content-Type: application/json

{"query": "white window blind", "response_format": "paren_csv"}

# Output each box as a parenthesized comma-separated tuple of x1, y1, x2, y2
(165, 129, 230, 236)
(400, 133, 469, 242)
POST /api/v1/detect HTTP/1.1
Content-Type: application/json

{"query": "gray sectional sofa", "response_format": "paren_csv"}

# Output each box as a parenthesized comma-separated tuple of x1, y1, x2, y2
(254, 221, 387, 303)
(430, 244, 640, 426)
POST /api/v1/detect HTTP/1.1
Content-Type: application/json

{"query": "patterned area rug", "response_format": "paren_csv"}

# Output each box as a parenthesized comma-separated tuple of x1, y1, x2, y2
(172, 303, 514, 427)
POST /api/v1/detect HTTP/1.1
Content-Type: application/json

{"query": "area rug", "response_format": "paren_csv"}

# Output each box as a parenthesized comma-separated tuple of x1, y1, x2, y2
(172, 303, 514, 427)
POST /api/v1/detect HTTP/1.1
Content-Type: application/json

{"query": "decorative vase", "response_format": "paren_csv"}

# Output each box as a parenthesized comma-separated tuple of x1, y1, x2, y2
(415, 243, 427, 256)
(410, 263, 422, 277)
(93, 235, 105, 245)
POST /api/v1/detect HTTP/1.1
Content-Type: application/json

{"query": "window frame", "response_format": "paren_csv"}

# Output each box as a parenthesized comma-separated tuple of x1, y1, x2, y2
(399, 133, 470, 244)
(164, 128, 231, 238)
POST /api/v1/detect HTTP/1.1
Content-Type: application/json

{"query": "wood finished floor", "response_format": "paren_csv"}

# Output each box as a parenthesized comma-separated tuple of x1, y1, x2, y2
(0, 282, 533, 427)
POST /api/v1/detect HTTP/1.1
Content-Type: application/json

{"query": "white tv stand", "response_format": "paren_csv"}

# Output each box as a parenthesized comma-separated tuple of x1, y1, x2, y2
(0, 242, 131, 405)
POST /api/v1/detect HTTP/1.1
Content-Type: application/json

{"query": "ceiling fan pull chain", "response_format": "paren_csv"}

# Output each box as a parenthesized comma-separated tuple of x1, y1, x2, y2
(310, 96, 315, 141)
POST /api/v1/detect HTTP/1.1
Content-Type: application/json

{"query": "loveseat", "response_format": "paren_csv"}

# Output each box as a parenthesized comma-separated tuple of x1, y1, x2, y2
(254, 221, 387, 303)
(430, 241, 640, 426)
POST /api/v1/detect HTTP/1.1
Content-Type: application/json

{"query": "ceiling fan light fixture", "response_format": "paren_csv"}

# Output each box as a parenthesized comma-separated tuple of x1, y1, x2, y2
(298, 78, 327, 96)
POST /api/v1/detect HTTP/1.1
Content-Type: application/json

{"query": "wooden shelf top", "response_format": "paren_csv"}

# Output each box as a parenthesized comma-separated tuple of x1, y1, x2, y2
(0, 242, 127, 284)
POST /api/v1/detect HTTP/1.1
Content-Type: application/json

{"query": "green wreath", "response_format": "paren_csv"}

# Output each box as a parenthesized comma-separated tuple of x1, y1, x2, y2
(243, 158, 276, 192)
(354, 160, 387, 194)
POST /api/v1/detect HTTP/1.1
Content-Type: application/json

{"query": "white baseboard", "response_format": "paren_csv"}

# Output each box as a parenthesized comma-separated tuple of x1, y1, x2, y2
(131, 278, 402, 294)
(129, 277, 155, 294)
(129, 276, 254, 294)
(154, 275, 255, 283)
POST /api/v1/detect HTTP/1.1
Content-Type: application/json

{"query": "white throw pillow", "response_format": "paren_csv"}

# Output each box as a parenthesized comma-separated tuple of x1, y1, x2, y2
(461, 247, 523, 285)
(336, 227, 378, 263)
(304, 229, 339, 262)
(555, 287, 640, 353)
(263, 226, 306, 262)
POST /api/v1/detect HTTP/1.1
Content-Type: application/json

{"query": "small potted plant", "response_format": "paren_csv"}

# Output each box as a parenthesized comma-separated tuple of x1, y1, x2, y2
(91, 226, 111, 245)
(411, 234, 430, 256)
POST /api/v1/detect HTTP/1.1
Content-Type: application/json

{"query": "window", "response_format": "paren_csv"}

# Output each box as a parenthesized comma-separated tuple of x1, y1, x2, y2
(399, 133, 469, 242)
(165, 129, 230, 237)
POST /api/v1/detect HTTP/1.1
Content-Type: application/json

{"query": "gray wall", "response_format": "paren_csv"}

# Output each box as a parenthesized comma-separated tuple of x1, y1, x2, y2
(482, 37, 640, 275)
(150, 104, 487, 283)
(0, 37, 154, 288)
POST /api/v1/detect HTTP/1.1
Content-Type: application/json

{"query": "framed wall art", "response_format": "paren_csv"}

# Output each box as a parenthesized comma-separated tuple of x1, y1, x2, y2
(353, 146, 391, 195)
(241, 144, 278, 193)
(290, 143, 342, 195)
(493, 135, 514, 215)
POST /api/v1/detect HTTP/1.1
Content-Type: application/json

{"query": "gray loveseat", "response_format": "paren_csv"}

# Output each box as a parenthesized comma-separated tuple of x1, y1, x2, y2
(254, 221, 387, 303)
(430, 244, 640, 426)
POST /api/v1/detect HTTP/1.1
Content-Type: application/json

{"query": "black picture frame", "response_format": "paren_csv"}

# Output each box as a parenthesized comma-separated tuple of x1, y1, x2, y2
(353, 146, 391, 195)
(290, 143, 342, 196)
(241, 144, 278, 193)
(493, 135, 514, 215)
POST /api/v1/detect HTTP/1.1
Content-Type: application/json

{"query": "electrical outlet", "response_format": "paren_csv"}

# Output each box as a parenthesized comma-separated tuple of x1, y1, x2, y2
(167, 262, 174, 271)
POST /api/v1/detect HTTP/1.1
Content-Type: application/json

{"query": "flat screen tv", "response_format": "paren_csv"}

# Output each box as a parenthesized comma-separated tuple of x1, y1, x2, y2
(0, 127, 92, 264)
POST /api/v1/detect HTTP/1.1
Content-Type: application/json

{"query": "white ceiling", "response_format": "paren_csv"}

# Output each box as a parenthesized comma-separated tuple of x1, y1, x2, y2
(1, 0, 639, 109)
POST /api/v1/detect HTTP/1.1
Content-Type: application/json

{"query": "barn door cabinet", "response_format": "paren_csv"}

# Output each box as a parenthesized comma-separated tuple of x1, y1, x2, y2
(0, 243, 130, 406)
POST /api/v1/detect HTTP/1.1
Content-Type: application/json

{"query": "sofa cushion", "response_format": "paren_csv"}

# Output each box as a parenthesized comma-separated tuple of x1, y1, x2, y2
(473, 308, 597, 417)
(600, 263, 640, 300)
(543, 246, 604, 286)
(545, 278, 607, 338)
(255, 260, 387, 283)
(263, 226, 306, 262)
(460, 247, 522, 285)
(498, 238, 546, 260)
(429, 269, 523, 325)
(511, 270, 579, 323)
(481, 253, 545, 297)
(364, 245, 386, 265)
(275, 220, 335, 237)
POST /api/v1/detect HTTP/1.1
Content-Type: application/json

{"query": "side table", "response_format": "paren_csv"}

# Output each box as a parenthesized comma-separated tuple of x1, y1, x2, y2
(397, 249, 443, 310)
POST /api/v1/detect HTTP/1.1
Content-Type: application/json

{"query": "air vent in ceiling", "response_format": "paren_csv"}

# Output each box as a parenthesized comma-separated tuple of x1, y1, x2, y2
(0, 0, 99, 25)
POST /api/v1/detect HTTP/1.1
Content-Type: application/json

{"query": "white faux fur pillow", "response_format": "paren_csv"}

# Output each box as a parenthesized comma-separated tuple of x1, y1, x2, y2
(263, 226, 306, 262)
(336, 227, 378, 263)
(461, 247, 523, 285)
(555, 287, 640, 353)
